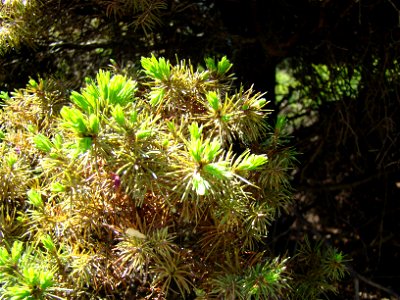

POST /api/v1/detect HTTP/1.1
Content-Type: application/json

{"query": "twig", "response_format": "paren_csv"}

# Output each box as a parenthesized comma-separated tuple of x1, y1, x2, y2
(354, 276, 359, 300)
(48, 41, 120, 52)
(387, 0, 400, 27)
(295, 168, 399, 192)
(348, 266, 400, 300)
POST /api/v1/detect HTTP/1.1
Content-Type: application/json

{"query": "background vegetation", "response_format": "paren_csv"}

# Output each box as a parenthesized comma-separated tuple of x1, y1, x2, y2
(1, 0, 399, 299)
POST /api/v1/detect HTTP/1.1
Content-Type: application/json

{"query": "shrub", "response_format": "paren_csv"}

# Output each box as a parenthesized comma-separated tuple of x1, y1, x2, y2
(0, 56, 347, 299)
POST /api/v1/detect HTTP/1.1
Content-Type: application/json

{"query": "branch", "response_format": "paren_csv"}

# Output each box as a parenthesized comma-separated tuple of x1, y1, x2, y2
(296, 168, 399, 192)
(387, 0, 400, 27)
(48, 41, 120, 52)
(348, 266, 400, 300)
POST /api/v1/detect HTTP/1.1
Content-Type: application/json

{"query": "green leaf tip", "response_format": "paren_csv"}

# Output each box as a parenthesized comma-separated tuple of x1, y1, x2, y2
(27, 189, 43, 208)
(141, 55, 171, 81)
(33, 134, 53, 153)
(235, 150, 268, 171)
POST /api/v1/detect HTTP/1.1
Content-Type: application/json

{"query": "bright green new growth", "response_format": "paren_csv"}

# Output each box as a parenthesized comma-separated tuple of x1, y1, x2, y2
(0, 56, 347, 299)
(0, 241, 63, 299)
(141, 55, 171, 81)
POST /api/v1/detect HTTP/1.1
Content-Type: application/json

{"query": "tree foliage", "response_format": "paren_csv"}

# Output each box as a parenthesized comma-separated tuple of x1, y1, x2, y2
(1, 0, 399, 298)
(0, 54, 348, 298)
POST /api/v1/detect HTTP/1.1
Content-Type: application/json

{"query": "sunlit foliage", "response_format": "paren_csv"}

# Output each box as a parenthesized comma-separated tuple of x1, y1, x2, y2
(0, 56, 346, 299)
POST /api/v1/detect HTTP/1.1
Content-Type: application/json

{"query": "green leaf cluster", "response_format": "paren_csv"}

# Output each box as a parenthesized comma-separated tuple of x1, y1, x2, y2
(210, 256, 290, 299)
(291, 236, 350, 299)
(0, 240, 65, 299)
(0, 55, 347, 299)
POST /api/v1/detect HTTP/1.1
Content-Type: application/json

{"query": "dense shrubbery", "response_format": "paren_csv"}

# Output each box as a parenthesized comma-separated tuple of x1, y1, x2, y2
(2, 0, 400, 298)
(0, 55, 347, 299)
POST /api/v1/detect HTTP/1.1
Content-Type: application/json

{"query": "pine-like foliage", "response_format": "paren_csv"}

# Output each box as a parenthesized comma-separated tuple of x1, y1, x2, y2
(104, 0, 167, 33)
(0, 56, 347, 299)
(0, 0, 167, 55)
(0, 0, 39, 54)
